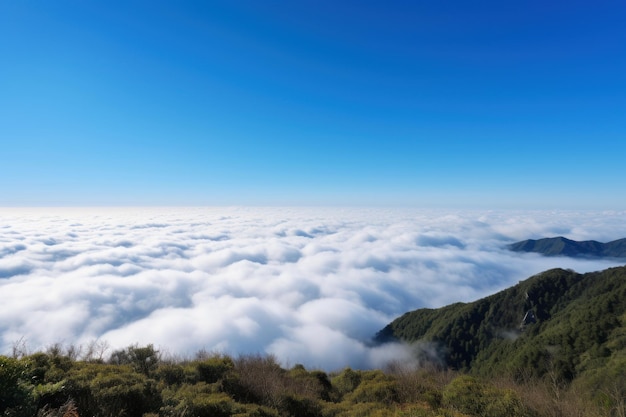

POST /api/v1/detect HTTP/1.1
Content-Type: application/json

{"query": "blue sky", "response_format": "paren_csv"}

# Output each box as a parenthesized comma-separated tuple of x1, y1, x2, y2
(1, 0, 625, 208)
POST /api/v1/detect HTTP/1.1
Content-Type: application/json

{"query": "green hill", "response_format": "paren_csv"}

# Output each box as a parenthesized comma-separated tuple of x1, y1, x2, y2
(376, 266, 626, 387)
(508, 236, 626, 258)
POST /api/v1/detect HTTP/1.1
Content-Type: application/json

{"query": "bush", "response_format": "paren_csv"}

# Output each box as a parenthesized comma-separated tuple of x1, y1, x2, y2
(279, 394, 322, 417)
(442, 375, 532, 417)
(331, 401, 395, 417)
(0, 356, 36, 415)
(345, 371, 397, 405)
(196, 355, 235, 384)
(90, 371, 161, 417)
(331, 368, 362, 398)
(170, 392, 237, 417)
(228, 354, 286, 407)
(64, 363, 161, 417)
(442, 375, 484, 415)
(289, 366, 333, 402)
(109, 344, 160, 376)
(156, 363, 186, 386)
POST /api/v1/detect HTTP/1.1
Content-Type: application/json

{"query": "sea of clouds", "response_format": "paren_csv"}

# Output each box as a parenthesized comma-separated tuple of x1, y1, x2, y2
(1, 207, 625, 370)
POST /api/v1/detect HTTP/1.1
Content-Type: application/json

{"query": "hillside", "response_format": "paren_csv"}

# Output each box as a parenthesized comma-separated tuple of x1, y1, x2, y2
(508, 236, 626, 258)
(376, 266, 626, 387)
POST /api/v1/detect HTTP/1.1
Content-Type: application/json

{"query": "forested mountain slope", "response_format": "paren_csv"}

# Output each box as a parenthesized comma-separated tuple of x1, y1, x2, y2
(376, 266, 626, 387)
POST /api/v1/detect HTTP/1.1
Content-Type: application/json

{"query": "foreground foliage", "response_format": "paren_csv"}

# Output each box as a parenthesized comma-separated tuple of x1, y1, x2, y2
(1, 345, 623, 417)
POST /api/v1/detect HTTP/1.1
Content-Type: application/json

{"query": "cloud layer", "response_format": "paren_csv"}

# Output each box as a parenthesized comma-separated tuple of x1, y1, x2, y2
(1, 207, 625, 369)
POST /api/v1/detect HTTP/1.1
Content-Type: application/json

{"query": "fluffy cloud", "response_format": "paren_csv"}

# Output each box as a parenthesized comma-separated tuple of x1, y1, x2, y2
(1, 207, 625, 370)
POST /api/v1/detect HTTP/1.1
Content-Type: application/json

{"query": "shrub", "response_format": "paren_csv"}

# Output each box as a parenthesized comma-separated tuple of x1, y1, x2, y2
(279, 394, 322, 417)
(442, 375, 484, 415)
(89, 371, 162, 417)
(192, 392, 237, 417)
(442, 375, 532, 417)
(167, 391, 237, 417)
(0, 356, 36, 415)
(196, 355, 235, 384)
(345, 371, 397, 405)
(155, 363, 186, 386)
(109, 344, 160, 376)
(289, 366, 333, 401)
(228, 354, 286, 407)
(64, 363, 161, 417)
(331, 368, 362, 398)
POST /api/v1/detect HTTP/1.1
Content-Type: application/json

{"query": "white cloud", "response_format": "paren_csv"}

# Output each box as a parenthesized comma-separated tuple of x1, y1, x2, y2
(0, 207, 625, 369)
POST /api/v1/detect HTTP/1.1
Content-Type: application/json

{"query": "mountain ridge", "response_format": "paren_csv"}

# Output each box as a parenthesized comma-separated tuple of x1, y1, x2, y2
(508, 236, 626, 258)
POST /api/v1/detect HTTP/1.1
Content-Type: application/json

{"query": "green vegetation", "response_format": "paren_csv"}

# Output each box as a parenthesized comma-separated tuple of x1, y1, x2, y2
(378, 265, 626, 415)
(0, 343, 622, 417)
(2, 266, 624, 417)
(0, 348, 541, 417)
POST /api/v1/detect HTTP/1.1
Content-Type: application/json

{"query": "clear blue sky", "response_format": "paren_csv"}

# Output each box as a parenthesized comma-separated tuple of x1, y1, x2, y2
(1, 1, 625, 208)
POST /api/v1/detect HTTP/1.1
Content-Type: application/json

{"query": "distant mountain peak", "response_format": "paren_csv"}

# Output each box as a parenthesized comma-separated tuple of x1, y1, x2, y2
(508, 236, 626, 258)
